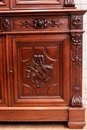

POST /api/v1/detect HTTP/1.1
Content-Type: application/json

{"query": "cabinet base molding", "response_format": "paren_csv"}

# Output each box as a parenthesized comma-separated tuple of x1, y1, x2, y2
(68, 122, 86, 129)
(68, 107, 85, 129)
(0, 107, 68, 122)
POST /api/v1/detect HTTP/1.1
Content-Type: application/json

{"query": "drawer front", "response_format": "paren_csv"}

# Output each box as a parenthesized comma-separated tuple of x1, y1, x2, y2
(1, 16, 69, 32)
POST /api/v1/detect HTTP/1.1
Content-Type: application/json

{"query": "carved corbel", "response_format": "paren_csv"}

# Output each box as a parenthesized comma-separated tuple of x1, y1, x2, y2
(71, 33, 82, 107)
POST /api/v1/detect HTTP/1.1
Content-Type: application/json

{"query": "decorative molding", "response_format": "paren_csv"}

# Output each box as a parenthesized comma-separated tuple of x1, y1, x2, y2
(26, 54, 54, 88)
(17, 18, 64, 29)
(2, 18, 11, 31)
(71, 33, 82, 45)
(71, 94, 82, 107)
(64, 0, 75, 7)
(71, 33, 82, 107)
(71, 16, 82, 29)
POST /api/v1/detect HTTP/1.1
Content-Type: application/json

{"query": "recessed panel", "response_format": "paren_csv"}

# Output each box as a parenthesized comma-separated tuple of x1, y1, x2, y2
(8, 34, 70, 107)
(11, 0, 64, 9)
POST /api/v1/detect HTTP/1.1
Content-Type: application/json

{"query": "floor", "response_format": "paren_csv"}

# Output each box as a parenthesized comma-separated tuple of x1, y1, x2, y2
(0, 109, 86, 130)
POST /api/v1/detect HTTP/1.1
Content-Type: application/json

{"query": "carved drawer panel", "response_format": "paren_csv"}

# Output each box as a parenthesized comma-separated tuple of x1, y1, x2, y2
(11, 16, 69, 32)
(8, 34, 71, 107)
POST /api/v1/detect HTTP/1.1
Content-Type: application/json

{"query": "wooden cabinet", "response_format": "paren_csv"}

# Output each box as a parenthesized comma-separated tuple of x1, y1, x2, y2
(0, 0, 86, 129)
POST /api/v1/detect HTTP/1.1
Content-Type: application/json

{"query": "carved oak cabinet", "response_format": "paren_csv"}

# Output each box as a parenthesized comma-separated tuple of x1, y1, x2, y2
(0, 0, 86, 129)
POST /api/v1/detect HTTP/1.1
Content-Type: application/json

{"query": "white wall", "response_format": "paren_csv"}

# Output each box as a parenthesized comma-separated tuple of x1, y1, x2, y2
(75, 0, 87, 107)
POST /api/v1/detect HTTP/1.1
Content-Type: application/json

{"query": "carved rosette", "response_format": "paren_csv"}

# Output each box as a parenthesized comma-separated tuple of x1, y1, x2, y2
(2, 18, 11, 31)
(17, 18, 64, 29)
(26, 54, 54, 88)
(71, 33, 82, 107)
(64, 0, 75, 7)
(71, 16, 82, 29)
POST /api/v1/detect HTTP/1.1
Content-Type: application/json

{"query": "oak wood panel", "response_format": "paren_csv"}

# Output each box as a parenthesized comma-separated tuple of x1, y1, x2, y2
(0, 36, 8, 106)
(8, 34, 71, 107)
(11, 0, 64, 10)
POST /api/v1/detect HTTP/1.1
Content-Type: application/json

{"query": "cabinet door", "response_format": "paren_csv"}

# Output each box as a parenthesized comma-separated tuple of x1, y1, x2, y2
(0, 0, 9, 10)
(0, 36, 8, 106)
(8, 34, 71, 107)
(11, 0, 64, 9)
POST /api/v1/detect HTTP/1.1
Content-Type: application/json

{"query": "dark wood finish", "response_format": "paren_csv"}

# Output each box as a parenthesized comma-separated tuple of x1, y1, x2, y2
(0, 0, 86, 129)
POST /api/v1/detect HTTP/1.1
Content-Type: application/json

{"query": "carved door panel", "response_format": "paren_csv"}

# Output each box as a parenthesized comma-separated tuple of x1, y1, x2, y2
(8, 34, 71, 107)
(11, 0, 64, 9)
(0, 0, 9, 10)
(0, 36, 8, 106)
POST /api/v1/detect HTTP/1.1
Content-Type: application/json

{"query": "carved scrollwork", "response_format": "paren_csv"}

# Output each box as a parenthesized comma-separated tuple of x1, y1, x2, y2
(71, 33, 82, 107)
(17, 18, 64, 29)
(64, 0, 75, 7)
(2, 18, 11, 31)
(72, 16, 82, 29)
(26, 54, 54, 88)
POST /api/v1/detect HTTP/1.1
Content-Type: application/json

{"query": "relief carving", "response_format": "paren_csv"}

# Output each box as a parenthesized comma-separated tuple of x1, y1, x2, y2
(17, 18, 64, 29)
(72, 16, 82, 29)
(71, 94, 82, 107)
(71, 33, 82, 45)
(71, 33, 82, 107)
(26, 54, 54, 88)
(2, 18, 10, 31)
(64, 0, 75, 7)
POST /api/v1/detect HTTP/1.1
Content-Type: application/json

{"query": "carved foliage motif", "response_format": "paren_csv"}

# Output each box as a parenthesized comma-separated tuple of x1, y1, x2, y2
(64, 0, 75, 7)
(26, 54, 54, 88)
(17, 18, 64, 29)
(72, 16, 82, 29)
(2, 18, 11, 31)
(71, 33, 82, 107)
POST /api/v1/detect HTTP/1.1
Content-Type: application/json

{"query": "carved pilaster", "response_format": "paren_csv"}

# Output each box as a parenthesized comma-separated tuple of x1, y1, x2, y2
(64, 0, 75, 7)
(71, 33, 82, 107)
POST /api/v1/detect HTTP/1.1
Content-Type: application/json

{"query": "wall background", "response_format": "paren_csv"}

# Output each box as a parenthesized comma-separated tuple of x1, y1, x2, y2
(75, 0, 87, 107)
